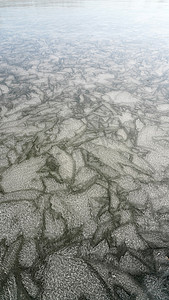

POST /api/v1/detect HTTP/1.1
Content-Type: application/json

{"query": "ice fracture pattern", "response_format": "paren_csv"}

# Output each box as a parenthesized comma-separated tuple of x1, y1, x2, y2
(1, 0, 169, 299)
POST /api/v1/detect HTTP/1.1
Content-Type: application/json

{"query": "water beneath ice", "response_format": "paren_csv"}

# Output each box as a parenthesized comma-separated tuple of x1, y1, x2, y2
(1, 0, 169, 299)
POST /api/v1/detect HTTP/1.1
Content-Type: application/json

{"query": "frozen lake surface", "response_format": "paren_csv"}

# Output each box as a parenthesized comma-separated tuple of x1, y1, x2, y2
(1, 0, 169, 299)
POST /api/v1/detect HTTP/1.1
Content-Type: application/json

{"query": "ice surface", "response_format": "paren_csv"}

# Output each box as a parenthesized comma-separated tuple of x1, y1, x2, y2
(41, 254, 112, 300)
(0, 0, 169, 298)
(1, 157, 45, 193)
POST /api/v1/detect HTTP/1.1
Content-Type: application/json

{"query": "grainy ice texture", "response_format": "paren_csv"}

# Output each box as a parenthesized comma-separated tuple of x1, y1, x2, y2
(1, 0, 169, 299)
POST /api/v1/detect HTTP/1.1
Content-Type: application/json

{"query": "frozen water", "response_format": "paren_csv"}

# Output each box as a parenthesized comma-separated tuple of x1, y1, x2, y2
(0, 0, 169, 298)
